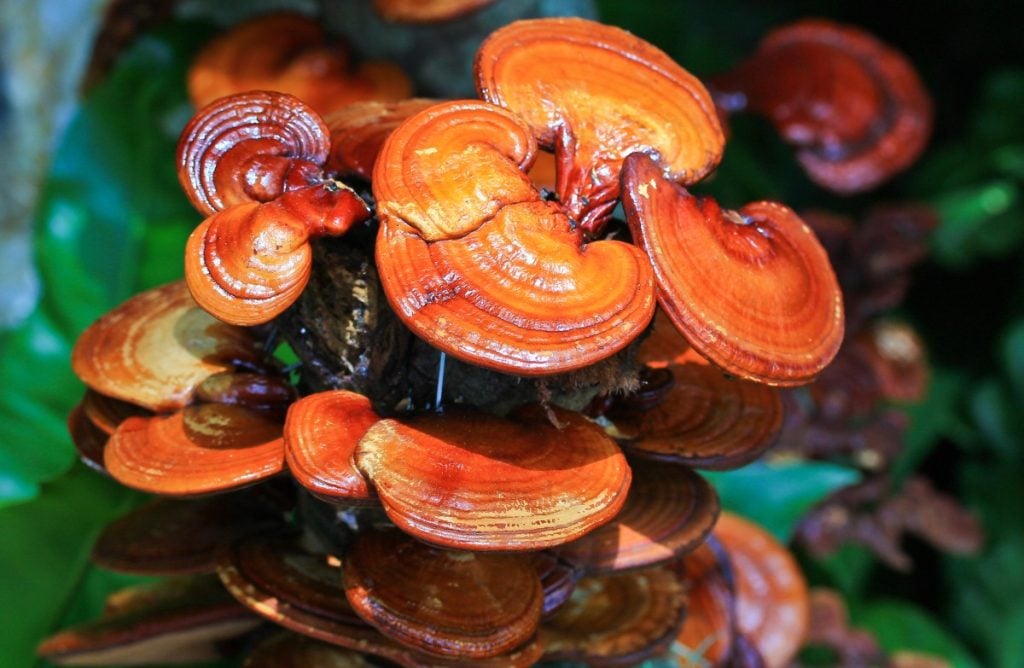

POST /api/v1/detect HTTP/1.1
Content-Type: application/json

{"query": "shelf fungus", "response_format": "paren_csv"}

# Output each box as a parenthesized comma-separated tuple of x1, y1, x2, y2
(374, 99, 655, 375)
(672, 539, 737, 666)
(284, 390, 380, 505)
(713, 19, 932, 194)
(342, 527, 544, 659)
(555, 459, 719, 574)
(179, 92, 371, 325)
(622, 152, 844, 386)
(476, 17, 724, 236)
(355, 405, 631, 551)
(325, 98, 438, 181)
(37, 576, 261, 666)
(187, 12, 410, 117)
(715, 512, 811, 668)
(540, 566, 688, 665)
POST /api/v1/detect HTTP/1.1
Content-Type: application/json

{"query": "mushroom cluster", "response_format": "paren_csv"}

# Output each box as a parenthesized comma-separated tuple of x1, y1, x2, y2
(39, 10, 936, 667)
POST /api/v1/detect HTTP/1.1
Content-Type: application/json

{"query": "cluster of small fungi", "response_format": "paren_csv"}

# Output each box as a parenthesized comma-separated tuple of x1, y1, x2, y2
(40, 6, 938, 667)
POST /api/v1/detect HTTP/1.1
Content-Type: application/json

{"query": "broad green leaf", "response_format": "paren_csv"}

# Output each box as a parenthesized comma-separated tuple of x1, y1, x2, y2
(854, 601, 981, 668)
(930, 180, 1020, 268)
(705, 459, 861, 542)
(0, 465, 135, 668)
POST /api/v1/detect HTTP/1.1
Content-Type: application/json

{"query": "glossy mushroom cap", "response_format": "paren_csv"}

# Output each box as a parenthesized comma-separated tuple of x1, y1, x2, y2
(555, 459, 719, 574)
(178, 91, 330, 217)
(188, 13, 411, 117)
(622, 152, 844, 386)
(284, 390, 379, 504)
(71, 281, 263, 412)
(343, 527, 543, 659)
(185, 181, 371, 326)
(373, 0, 494, 24)
(476, 17, 724, 235)
(714, 19, 932, 194)
(355, 405, 631, 551)
(325, 98, 438, 181)
(541, 566, 688, 666)
(105, 404, 285, 496)
(374, 100, 655, 375)
(673, 540, 736, 666)
(612, 361, 784, 470)
(715, 513, 810, 668)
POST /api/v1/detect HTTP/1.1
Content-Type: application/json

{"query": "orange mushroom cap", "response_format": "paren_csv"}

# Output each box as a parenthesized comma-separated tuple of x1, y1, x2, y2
(672, 540, 736, 666)
(622, 152, 844, 386)
(185, 181, 370, 326)
(284, 390, 380, 505)
(555, 459, 719, 575)
(188, 13, 411, 118)
(343, 527, 543, 660)
(105, 404, 285, 496)
(476, 17, 724, 234)
(374, 100, 654, 376)
(354, 405, 631, 551)
(715, 513, 810, 668)
(540, 566, 688, 666)
(71, 281, 264, 412)
(324, 98, 438, 181)
(613, 361, 784, 470)
(714, 19, 932, 194)
(372, 0, 494, 24)
(178, 91, 330, 217)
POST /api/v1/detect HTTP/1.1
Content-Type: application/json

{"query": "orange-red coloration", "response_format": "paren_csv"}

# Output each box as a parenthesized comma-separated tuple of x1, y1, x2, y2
(105, 404, 285, 496)
(613, 362, 784, 470)
(622, 152, 844, 386)
(343, 528, 543, 659)
(188, 13, 410, 117)
(541, 566, 687, 665)
(713, 19, 932, 193)
(178, 91, 330, 217)
(715, 513, 810, 668)
(476, 17, 723, 234)
(673, 541, 735, 666)
(185, 182, 370, 326)
(81, 390, 151, 435)
(325, 98, 438, 181)
(373, 0, 494, 24)
(355, 406, 631, 551)
(72, 282, 263, 412)
(284, 390, 380, 504)
(556, 460, 719, 574)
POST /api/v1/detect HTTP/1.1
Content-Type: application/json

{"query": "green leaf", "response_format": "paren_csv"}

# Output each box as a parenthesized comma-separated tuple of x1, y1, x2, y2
(0, 464, 136, 668)
(854, 601, 982, 668)
(895, 366, 975, 482)
(705, 459, 861, 542)
(930, 180, 1021, 268)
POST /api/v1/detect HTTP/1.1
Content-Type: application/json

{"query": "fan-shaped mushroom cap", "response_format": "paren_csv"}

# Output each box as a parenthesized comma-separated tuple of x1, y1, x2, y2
(105, 404, 285, 496)
(188, 13, 411, 118)
(355, 405, 631, 551)
(185, 182, 370, 326)
(81, 389, 151, 435)
(373, 0, 494, 24)
(714, 19, 931, 194)
(613, 361, 784, 470)
(284, 390, 379, 504)
(178, 91, 330, 217)
(72, 281, 263, 412)
(673, 540, 736, 666)
(541, 566, 687, 666)
(476, 17, 723, 234)
(622, 152, 844, 386)
(555, 459, 719, 574)
(715, 513, 810, 668)
(92, 490, 282, 575)
(343, 527, 543, 659)
(37, 576, 260, 666)
(68, 401, 109, 474)
(325, 98, 438, 181)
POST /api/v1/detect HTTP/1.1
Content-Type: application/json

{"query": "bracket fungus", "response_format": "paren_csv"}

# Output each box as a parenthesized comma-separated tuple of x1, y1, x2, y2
(354, 405, 631, 551)
(713, 19, 932, 194)
(622, 152, 844, 386)
(476, 17, 724, 235)
(188, 12, 410, 117)
(325, 98, 438, 181)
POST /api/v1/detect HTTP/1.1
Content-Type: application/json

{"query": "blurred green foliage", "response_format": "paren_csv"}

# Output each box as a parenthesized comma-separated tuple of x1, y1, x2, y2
(3, 2, 1023, 666)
